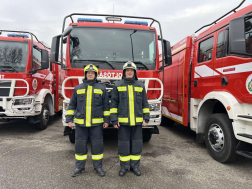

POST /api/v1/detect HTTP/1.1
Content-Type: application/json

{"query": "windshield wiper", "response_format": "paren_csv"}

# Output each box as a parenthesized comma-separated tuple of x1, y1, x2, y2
(133, 61, 149, 70)
(73, 59, 115, 70)
(109, 60, 149, 70)
(0, 65, 18, 72)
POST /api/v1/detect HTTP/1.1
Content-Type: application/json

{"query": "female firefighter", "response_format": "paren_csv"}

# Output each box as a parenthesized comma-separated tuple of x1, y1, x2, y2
(110, 61, 150, 176)
(66, 64, 110, 177)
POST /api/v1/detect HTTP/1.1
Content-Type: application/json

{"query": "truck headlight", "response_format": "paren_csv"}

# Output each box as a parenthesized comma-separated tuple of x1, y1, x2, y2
(63, 102, 69, 111)
(149, 103, 160, 111)
(14, 98, 33, 105)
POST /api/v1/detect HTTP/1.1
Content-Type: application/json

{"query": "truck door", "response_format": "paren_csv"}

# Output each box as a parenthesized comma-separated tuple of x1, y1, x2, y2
(192, 36, 215, 99)
(214, 30, 226, 91)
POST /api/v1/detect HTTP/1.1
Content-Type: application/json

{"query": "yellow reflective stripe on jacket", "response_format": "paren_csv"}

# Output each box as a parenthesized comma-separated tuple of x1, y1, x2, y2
(94, 89, 103, 95)
(92, 153, 103, 160)
(86, 85, 93, 127)
(128, 85, 135, 126)
(117, 86, 127, 91)
(134, 87, 143, 92)
(130, 155, 141, 160)
(92, 118, 104, 124)
(75, 154, 87, 160)
(104, 111, 110, 116)
(119, 155, 131, 161)
(77, 89, 86, 94)
(136, 117, 143, 122)
(143, 108, 150, 113)
(75, 118, 84, 124)
(118, 117, 129, 123)
(66, 110, 74, 115)
(110, 108, 118, 114)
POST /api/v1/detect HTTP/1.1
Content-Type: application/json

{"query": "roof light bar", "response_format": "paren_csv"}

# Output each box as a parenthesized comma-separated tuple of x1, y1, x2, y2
(77, 18, 103, 23)
(106, 17, 122, 22)
(124, 20, 148, 26)
(7, 34, 29, 38)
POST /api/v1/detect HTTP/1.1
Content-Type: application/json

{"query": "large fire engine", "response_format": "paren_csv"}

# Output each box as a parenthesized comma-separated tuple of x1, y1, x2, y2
(0, 30, 64, 130)
(50, 14, 172, 143)
(161, 3, 252, 162)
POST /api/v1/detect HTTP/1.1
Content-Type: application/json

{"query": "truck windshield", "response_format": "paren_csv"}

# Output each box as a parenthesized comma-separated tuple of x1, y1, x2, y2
(69, 27, 156, 70)
(0, 40, 28, 73)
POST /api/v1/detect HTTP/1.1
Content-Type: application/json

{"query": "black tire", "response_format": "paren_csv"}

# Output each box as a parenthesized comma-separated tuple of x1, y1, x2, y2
(160, 115, 175, 126)
(143, 129, 152, 142)
(33, 103, 50, 130)
(204, 113, 237, 163)
(69, 131, 75, 143)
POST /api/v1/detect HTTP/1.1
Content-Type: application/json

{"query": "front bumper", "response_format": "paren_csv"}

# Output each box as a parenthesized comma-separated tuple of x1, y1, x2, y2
(0, 97, 41, 119)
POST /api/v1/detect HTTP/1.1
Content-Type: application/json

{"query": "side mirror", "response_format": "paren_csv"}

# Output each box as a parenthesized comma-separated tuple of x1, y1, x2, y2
(62, 26, 73, 37)
(163, 40, 172, 66)
(229, 15, 252, 56)
(51, 35, 61, 63)
(41, 49, 49, 69)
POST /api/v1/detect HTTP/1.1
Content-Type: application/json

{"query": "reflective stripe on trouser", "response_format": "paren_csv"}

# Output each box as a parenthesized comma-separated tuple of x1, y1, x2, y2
(75, 125, 104, 169)
(118, 125, 143, 169)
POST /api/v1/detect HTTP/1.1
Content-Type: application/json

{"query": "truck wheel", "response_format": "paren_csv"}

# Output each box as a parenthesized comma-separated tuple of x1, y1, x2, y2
(69, 131, 75, 143)
(204, 113, 237, 163)
(143, 129, 152, 142)
(33, 103, 50, 130)
(161, 115, 174, 126)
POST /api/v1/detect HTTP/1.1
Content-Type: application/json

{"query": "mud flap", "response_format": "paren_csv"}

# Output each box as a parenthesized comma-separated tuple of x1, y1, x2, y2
(64, 126, 73, 136)
(150, 126, 159, 134)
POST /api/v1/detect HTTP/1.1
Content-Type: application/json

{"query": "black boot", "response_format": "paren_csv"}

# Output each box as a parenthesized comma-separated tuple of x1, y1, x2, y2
(94, 168, 105, 177)
(130, 167, 141, 176)
(71, 168, 85, 177)
(119, 168, 128, 177)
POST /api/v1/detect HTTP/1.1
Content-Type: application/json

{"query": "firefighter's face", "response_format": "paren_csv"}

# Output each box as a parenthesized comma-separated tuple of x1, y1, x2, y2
(125, 69, 134, 79)
(86, 71, 95, 80)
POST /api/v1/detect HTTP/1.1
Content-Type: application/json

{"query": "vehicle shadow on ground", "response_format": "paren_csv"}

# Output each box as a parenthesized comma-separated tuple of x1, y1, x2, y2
(0, 112, 62, 135)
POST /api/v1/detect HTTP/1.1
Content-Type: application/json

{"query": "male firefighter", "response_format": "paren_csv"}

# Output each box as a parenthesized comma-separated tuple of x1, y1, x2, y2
(110, 61, 150, 176)
(66, 64, 110, 177)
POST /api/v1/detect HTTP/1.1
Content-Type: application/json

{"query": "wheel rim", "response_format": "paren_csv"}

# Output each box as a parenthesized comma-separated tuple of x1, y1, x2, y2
(43, 107, 49, 125)
(208, 123, 224, 152)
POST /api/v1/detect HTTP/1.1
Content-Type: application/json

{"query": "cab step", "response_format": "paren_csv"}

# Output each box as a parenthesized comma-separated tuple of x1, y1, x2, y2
(236, 141, 252, 159)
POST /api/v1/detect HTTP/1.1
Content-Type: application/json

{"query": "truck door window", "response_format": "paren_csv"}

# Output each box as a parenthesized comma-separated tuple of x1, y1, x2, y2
(149, 41, 155, 61)
(198, 36, 214, 63)
(245, 17, 252, 54)
(32, 47, 41, 70)
(216, 30, 227, 58)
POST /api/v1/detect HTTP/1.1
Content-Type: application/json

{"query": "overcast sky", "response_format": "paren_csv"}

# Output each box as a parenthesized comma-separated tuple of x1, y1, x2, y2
(0, 0, 251, 47)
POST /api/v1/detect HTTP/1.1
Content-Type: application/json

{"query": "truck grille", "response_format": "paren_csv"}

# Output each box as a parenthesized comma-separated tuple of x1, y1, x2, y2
(0, 81, 11, 97)
(0, 89, 10, 97)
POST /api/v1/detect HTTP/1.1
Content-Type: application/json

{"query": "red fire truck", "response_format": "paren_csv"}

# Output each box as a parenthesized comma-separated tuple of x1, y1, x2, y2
(50, 14, 172, 143)
(0, 30, 64, 130)
(161, 3, 252, 162)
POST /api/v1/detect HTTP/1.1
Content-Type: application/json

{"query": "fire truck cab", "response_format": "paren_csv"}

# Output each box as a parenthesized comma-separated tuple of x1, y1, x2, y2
(50, 14, 172, 143)
(0, 30, 64, 130)
(161, 4, 252, 163)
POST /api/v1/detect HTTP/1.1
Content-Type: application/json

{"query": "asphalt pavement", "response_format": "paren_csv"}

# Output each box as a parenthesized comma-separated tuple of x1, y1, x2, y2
(0, 114, 252, 189)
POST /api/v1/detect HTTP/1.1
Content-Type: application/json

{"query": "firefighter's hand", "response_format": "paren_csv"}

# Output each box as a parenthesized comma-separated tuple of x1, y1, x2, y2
(103, 123, 109, 128)
(143, 120, 148, 127)
(114, 122, 120, 129)
(68, 122, 73, 129)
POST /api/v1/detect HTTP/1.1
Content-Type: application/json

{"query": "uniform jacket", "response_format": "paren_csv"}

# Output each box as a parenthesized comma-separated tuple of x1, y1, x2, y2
(110, 78, 150, 126)
(66, 80, 110, 127)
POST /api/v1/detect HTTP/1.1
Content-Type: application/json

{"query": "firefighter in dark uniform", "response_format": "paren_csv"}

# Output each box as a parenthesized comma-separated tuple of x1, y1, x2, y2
(66, 64, 110, 177)
(110, 61, 150, 176)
